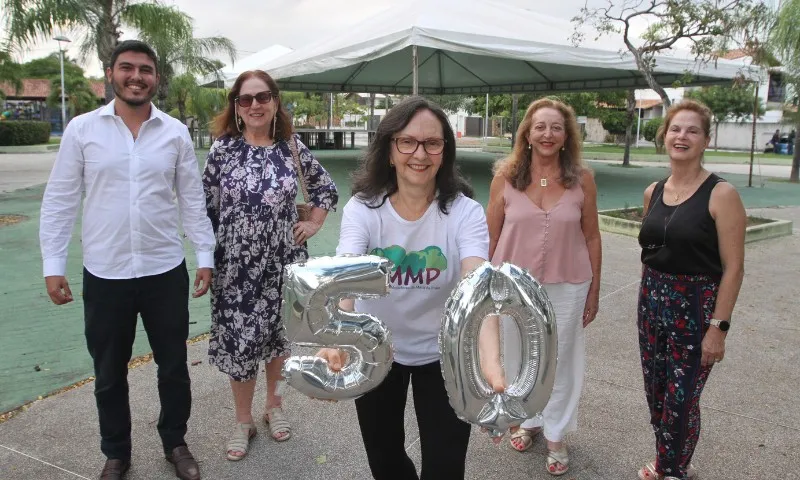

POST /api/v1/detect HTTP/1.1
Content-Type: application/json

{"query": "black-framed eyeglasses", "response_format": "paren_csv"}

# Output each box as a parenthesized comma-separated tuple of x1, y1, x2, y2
(641, 192, 680, 250)
(392, 137, 446, 155)
(235, 91, 278, 108)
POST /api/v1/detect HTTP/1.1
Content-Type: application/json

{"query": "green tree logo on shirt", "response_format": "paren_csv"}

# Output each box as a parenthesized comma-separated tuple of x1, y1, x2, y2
(370, 245, 447, 286)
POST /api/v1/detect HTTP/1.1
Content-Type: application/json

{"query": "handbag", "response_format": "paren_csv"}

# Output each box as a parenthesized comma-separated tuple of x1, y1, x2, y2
(287, 136, 312, 221)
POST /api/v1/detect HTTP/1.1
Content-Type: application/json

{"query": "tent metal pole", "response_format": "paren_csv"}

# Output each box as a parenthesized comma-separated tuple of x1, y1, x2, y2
(636, 106, 641, 148)
(412, 45, 419, 95)
(484, 93, 489, 138)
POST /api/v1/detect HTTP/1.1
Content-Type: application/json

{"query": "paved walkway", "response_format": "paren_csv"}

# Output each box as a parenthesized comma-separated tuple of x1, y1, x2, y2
(0, 215, 798, 479)
(0, 150, 798, 479)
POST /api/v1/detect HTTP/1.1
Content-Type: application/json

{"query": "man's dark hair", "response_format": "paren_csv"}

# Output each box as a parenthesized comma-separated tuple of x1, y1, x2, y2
(109, 40, 159, 73)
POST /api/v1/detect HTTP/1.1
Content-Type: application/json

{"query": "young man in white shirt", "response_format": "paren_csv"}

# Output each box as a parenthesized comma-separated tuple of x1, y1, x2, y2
(39, 40, 214, 480)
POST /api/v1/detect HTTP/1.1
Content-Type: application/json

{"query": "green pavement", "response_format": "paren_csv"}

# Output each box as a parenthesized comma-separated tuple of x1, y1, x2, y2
(0, 149, 797, 413)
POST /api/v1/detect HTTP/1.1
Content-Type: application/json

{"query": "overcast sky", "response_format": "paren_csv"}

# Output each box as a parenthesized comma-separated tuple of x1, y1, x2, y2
(3, 0, 741, 77)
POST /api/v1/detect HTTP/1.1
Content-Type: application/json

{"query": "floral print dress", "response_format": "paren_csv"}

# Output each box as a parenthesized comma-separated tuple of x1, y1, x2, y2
(202, 134, 338, 381)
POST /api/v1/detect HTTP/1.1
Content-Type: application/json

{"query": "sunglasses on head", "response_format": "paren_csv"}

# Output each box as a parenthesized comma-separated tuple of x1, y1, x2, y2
(235, 91, 277, 107)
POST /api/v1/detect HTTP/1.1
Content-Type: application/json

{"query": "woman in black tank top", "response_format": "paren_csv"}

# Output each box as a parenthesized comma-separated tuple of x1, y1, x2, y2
(635, 100, 746, 480)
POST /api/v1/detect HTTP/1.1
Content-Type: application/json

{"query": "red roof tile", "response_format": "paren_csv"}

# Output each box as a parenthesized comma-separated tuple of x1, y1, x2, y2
(0, 78, 105, 100)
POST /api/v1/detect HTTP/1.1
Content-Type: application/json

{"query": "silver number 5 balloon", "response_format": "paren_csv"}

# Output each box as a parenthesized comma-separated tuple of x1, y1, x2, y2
(439, 261, 557, 437)
(281, 255, 394, 401)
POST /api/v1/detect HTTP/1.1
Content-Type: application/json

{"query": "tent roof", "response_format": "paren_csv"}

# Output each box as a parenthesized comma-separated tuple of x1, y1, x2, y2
(200, 44, 293, 86)
(247, 0, 757, 94)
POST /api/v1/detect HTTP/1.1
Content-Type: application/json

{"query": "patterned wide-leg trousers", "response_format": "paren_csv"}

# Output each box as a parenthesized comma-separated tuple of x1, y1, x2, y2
(637, 266, 720, 480)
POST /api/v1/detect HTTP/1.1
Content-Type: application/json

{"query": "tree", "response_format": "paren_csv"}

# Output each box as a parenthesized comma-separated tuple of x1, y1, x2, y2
(425, 95, 471, 115)
(769, 0, 800, 182)
(685, 85, 764, 150)
(2, 0, 199, 102)
(572, 0, 771, 108)
(332, 93, 365, 122)
(48, 74, 98, 117)
(166, 73, 197, 124)
(643, 117, 664, 142)
(137, 13, 235, 109)
(0, 51, 23, 99)
(20, 53, 98, 116)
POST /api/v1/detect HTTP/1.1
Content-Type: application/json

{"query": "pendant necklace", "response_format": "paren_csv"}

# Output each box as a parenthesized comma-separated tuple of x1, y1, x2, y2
(540, 178, 548, 187)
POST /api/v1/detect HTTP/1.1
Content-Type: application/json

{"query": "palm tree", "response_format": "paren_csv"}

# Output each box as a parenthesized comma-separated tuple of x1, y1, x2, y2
(0, 51, 23, 100)
(1, 0, 195, 102)
(137, 20, 235, 110)
(769, 0, 800, 182)
(48, 75, 99, 117)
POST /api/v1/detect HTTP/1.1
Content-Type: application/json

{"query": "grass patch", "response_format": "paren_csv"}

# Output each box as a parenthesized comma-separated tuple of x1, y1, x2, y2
(602, 207, 776, 227)
(607, 163, 643, 168)
(582, 144, 788, 160)
(48, 137, 61, 145)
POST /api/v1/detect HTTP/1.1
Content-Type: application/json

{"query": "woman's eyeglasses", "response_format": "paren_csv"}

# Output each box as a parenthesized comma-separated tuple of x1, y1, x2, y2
(641, 190, 679, 250)
(392, 137, 446, 155)
(235, 91, 277, 108)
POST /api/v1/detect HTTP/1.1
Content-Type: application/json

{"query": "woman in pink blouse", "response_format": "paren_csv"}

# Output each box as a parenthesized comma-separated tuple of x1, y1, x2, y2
(481, 98, 602, 476)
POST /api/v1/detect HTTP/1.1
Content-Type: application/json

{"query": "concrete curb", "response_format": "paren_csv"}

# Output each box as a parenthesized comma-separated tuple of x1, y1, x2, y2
(598, 207, 794, 244)
(0, 144, 60, 154)
(481, 146, 791, 166)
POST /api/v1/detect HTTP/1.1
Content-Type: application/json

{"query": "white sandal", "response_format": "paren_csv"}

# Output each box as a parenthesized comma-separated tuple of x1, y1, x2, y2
(638, 461, 697, 479)
(264, 407, 292, 442)
(226, 423, 256, 461)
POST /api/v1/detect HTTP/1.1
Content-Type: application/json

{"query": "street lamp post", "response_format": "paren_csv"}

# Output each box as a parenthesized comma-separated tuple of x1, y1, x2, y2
(53, 35, 71, 133)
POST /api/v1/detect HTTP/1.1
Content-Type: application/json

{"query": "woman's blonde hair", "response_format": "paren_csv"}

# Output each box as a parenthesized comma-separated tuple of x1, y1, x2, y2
(495, 97, 586, 190)
(656, 98, 713, 145)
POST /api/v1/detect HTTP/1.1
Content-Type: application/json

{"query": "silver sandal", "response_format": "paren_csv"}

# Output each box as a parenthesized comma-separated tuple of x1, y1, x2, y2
(226, 422, 256, 461)
(264, 407, 291, 442)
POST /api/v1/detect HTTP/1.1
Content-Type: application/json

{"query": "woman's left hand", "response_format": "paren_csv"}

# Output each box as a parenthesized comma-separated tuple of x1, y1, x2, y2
(583, 289, 600, 327)
(293, 220, 322, 245)
(701, 328, 726, 367)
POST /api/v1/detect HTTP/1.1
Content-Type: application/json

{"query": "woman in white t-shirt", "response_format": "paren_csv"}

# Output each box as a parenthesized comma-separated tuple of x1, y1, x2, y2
(318, 96, 490, 479)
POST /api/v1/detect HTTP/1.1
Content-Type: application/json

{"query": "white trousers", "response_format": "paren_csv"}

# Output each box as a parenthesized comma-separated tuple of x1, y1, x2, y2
(502, 280, 590, 442)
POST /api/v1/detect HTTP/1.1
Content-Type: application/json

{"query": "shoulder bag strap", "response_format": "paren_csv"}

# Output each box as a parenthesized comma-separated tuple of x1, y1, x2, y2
(287, 135, 310, 204)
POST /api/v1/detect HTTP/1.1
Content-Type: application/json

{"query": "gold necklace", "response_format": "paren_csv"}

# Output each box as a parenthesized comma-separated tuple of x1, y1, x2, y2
(671, 171, 704, 202)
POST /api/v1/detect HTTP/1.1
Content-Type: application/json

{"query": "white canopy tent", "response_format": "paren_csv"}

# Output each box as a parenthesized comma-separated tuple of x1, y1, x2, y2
(200, 44, 293, 87)
(238, 0, 756, 94)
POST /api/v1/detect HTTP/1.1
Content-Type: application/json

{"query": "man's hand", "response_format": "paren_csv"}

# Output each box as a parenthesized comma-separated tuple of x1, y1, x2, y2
(45, 276, 73, 305)
(193, 268, 212, 298)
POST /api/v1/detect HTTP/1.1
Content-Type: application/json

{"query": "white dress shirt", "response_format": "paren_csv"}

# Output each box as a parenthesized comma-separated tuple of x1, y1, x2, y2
(40, 100, 215, 279)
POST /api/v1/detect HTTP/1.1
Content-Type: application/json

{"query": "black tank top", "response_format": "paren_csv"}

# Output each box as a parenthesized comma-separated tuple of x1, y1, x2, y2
(638, 173, 724, 276)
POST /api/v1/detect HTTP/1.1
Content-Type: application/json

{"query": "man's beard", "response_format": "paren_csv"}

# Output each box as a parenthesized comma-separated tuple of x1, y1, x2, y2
(112, 79, 155, 107)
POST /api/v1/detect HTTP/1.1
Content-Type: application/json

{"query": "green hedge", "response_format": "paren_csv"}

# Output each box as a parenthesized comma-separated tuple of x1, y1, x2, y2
(0, 121, 51, 146)
(643, 117, 664, 142)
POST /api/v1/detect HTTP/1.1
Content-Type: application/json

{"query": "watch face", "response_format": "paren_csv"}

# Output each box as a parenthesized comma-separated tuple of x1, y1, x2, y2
(718, 321, 730, 331)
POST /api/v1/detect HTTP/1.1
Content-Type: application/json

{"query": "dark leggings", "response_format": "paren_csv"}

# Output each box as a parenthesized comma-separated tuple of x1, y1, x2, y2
(355, 361, 471, 480)
(638, 266, 719, 480)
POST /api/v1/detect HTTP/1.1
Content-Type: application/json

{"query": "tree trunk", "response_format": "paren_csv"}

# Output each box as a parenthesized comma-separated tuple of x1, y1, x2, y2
(714, 122, 719, 150)
(511, 94, 519, 147)
(623, 89, 635, 166)
(97, 2, 120, 104)
(177, 101, 186, 124)
(630, 49, 671, 108)
(369, 93, 375, 130)
(791, 117, 800, 182)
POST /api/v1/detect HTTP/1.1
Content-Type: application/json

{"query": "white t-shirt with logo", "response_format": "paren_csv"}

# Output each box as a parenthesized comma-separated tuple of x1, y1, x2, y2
(336, 193, 489, 366)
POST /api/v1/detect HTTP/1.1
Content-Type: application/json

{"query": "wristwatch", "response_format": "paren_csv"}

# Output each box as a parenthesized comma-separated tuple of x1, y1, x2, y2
(710, 318, 730, 332)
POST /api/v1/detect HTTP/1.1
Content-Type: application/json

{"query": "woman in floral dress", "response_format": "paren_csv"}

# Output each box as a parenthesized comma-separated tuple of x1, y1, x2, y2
(202, 70, 338, 461)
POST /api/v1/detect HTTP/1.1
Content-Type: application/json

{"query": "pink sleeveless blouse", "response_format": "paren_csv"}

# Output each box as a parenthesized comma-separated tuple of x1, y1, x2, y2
(492, 179, 592, 284)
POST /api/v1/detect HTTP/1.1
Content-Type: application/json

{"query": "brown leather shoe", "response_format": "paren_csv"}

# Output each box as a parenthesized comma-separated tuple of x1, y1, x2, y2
(165, 445, 200, 480)
(99, 458, 130, 479)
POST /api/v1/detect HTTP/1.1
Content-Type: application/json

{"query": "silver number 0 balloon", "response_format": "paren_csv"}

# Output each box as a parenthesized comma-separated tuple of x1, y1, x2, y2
(439, 261, 557, 436)
(281, 255, 394, 401)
